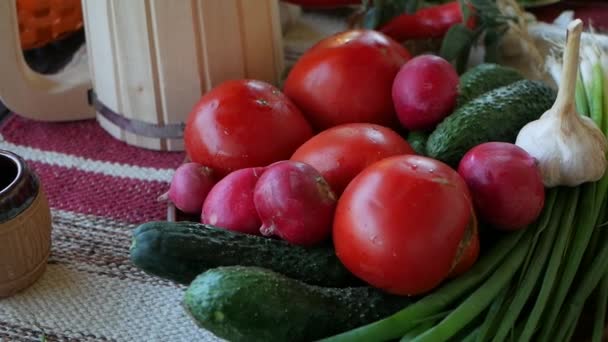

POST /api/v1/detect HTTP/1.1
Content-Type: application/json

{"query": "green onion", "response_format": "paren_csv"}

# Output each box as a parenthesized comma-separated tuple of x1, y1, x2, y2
(399, 319, 437, 342)
(517, 186, 580, 342)
(576, 71, 591, 116)
(537, 182, 598, 340)
(475, 286, 511, 341)
(320, 230, 526, 342)
(461, 326, 479, 342)
(593, 56, 608, 206)
(562, 316, 580, 342)
(491, 189, 570, 342)
(604, 62, 608, 134)
(518, 190, 558, 282)
(552, 234, 608, 342)
(409, 228, 536, 342)
(591, 62, 604, 127)
(399, 310, 448, 342)
(592, 274, 608, 342)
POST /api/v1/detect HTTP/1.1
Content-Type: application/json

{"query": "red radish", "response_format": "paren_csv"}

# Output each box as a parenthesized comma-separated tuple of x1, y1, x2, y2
(392, 54, 459, 131)
(201, 167, 265, 235)
(168, 163, 216, 214)
(458, 142, 545, 231)
(254, 161, 337, 246)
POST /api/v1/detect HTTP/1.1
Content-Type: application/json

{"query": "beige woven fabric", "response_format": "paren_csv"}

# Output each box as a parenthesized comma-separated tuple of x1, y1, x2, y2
(0, 9, 344, 341)
(0, 210, 222, 342)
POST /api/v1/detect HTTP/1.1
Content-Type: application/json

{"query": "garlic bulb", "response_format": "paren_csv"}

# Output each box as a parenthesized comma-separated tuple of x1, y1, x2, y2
(515, 19, 608, 187)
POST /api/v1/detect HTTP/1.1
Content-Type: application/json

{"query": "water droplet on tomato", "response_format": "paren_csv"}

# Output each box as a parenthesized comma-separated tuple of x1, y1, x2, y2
(255, 98, 270, 107)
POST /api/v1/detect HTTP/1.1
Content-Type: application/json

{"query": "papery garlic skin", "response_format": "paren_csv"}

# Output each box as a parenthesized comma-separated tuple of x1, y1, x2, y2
(515, 19, 608, 188)
(516, 112, 608, 187)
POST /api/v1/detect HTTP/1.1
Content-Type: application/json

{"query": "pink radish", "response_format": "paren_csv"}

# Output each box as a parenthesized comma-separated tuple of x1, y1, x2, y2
(392, 55, 459, 131)
(201, 167, 265, 235)
(254, 160, 337, 246)
(458, 142, 545, 231)
(167, 163, 216, 214)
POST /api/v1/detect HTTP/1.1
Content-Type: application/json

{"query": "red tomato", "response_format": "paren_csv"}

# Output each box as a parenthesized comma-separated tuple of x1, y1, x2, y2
(290, 123, 414, 196)
(333, 155, 473, 296)
(284, 30, 411, 130)
(448, 213, 480, 278)
(185, 80, 314, 177)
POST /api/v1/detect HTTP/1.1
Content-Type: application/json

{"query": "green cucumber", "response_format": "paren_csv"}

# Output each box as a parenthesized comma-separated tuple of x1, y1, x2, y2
(130, 221, 358, 287)
(184, 266, 412, 342)
(407, 131, 430, 155)
(426, 80, 556, 167)
(456, 64, 524, 107)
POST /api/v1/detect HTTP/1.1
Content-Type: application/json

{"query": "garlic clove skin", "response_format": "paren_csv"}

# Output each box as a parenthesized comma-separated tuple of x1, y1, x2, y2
(515, 19, 608, 188)
(516, 110, 608, 187)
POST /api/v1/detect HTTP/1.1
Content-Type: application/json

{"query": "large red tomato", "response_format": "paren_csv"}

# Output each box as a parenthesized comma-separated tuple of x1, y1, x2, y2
(448, 213, 480, 279)
(185, 80, 313, 177)
(290, 123, 414, 196)
(284, 30, 411, 130)
(333, 155, 473, 296)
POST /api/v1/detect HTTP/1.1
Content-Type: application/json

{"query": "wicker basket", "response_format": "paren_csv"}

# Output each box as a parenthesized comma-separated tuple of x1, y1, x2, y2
(0, 150, 52, 298)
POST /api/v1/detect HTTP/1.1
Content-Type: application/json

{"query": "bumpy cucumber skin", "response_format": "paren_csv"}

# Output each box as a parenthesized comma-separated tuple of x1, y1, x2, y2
(130, 221, 359, 287)
(407, 131, 430, 155)
(426, 80, 556, 167)
(184, 266, 411, 342)
(456, 63, 524, 107)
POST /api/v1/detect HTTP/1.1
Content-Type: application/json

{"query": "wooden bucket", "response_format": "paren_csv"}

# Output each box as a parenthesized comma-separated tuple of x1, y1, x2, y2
(0, 150, 52, 298)
(0, 0, 284, 151)
(83, 0, 285, 151)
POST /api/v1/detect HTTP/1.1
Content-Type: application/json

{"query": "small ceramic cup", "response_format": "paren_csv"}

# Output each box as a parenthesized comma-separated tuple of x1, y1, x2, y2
(0, 149, 52, 297)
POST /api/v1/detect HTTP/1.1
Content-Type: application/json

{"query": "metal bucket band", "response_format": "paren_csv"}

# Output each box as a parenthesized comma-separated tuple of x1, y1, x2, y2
(88, 90, 186, 139)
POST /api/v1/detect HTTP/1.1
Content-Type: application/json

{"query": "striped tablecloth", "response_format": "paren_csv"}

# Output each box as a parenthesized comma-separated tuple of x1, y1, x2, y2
(0, 9, 349, 341)
(0, 115, 221, 341)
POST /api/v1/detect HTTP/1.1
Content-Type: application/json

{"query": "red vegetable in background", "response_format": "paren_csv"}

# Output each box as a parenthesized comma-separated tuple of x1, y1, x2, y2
(167, 163, 216, 215)
(284, 30, 411, 130)
(201, 167, 265, 235)
(392, 54, 459, 131)
(458, 142, 545, 231)
(379, 1, 476, 42)
(333, 155, 473, 295)
(281, 0, 359, 8)
(254, 161, 336, 246)
(184, 80, 313, 178)
(530, 1, 608, 33)
(291, 123, 414, 196)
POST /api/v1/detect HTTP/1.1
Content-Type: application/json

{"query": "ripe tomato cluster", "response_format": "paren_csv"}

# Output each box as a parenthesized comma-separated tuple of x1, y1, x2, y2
(181, 29, 541, 296)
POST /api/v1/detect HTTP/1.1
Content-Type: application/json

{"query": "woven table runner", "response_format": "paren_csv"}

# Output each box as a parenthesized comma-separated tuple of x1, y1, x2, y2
(0, 8, 350, 341)
(0, 115, 221, 342)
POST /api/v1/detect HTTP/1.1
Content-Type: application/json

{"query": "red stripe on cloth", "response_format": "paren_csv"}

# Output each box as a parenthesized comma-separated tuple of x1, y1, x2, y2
(1, 115, 185, 169)
(31, 161, 170, 223)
